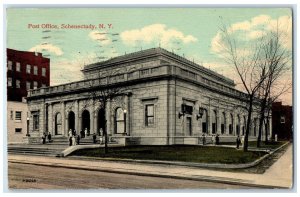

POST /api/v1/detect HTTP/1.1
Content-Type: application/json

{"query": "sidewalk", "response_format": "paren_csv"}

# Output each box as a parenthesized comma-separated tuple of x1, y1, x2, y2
(8, 144, 293, 189)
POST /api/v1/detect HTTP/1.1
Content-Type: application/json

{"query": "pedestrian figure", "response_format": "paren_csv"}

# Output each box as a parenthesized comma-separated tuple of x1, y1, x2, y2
(68, 129, 72, 137)
(48, 133, 52, 143)
(77, 134, 80, 145)
(216, 134, 220, 145)
(202, 133, 206, 145)
(42, 133, 46, 144)
(213, 134, 217, 145)
(275, 134, 278, 142)
(69, 136, 72, 146)
(236, 135, 241, 149)
(73, 129, 77, 136)
(72, 135, 76, 146)
(93, 133, 97, 144)
(241, 135, 245, 147)
(99, 128, 103, 136)
(85, 128, 88, 137)
(80, 130, 84, 138)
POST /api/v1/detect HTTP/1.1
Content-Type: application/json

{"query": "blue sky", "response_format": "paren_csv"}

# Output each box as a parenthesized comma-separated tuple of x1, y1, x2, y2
(6, 8, 292, 104)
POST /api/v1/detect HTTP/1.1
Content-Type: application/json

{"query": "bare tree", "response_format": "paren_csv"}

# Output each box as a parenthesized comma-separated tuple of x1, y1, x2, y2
(255, 28, 292, 147)
(217, 25, 272, 151)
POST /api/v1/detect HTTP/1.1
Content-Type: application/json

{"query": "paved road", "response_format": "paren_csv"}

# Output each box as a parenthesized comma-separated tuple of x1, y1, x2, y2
(8, 162, 254, 189)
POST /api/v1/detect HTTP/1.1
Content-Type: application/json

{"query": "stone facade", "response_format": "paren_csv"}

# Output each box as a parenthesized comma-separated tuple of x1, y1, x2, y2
(27, 48, 270, 145)
(7, 101, 29, 144)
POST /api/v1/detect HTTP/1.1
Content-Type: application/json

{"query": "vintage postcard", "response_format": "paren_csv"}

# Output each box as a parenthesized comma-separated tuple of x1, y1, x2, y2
(5, 7, 293, 190)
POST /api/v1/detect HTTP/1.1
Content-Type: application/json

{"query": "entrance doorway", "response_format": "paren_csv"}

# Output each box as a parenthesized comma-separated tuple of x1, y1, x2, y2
(82, 110, 90, 135)
(97, 108, 105, 135)
(68, 111, 75, 132)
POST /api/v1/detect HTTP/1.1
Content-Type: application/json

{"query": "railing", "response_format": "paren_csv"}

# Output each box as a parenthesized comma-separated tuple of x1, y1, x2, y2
(28, 65, 169, 97)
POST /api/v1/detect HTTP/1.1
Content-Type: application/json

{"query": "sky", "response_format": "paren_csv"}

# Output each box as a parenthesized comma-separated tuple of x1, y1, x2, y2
(6, 8, 293, 105)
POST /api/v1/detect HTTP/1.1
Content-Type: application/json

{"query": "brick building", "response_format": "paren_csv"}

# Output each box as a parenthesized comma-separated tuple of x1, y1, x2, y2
(26, 48, 268, 145)
(7, 48, 50, 143)
(7, 48, 50, 101)
(272, 102, 293, 140)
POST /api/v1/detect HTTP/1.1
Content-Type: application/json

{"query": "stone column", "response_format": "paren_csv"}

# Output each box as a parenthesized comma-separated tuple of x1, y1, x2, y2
(61, 101, 65, 136)
(49, 103, 53, 135)
(125, 95, 130, 136)
(233, 113, 236, 136)
(217, 109, 221, 134)
(75, 100, 79, 132)
(90, 107, 94, 134)
(106, 99, 111, 135)
(94, 107, 98, 135)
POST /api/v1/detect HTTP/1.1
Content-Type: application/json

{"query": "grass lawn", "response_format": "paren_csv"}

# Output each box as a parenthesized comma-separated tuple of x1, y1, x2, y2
(220, 141, 286, 150)
(71, 145, 266, 164)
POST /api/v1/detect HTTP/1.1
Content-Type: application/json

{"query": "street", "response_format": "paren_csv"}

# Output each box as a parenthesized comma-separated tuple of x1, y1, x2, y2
(8, 162, 254, 189)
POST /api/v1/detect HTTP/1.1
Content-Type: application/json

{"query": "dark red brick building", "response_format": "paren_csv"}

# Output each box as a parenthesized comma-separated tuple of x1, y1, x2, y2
(272, 102, 293, 140)
(7, 48, 50, 102)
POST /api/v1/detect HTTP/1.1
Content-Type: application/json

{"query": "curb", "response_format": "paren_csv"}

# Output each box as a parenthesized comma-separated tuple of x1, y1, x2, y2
(8, 159, 287, 189)
(67, 142, 290, 169)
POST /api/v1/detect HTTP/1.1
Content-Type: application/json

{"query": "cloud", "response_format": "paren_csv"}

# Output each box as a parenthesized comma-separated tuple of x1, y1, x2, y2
(89, 31, 111, 45)
(120, 24, 197, 47)
(29, 43, 63, 56)
(211, 14, 292, 54)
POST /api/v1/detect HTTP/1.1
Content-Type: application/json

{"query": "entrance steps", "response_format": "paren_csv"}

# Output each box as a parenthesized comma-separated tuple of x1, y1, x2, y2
(7, 144, 67, 157)
(8, 136, 119, 157)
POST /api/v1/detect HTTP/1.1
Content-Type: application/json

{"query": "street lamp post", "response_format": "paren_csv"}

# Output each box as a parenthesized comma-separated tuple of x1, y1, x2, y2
(123, 109, 127, 135)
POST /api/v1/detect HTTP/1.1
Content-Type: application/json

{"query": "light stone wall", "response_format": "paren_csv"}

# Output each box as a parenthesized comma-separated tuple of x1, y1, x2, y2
(7, 101, 28, 144)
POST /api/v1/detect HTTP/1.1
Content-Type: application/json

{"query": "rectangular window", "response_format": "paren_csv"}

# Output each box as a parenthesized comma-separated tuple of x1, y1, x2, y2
(26, 81, 31, 90)
(181, 104, 193, 115)
(145, 104, 154, 126)
(16, 80, 21, 88)
(16, 62, 21, 72)
(34, 66, 38, 75)
(42, 68, 46, 76)
(33, 81, 38, 89)
(15, 111, 22, 120)
(7, 60, 13, 70)
(15, 128, 22, 133)
(41, 83, 46, 88)
(10, 111, 13, 120)
(26, 64, 31, 74)
(7, 77, 12, 87)
(33, 113, 39, 130)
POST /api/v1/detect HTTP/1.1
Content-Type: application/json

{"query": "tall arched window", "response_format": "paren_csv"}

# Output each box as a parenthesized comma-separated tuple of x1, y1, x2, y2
(221, 112, 226, 134)
(202, 109, 207, 133)
(229, 113, 233, 135)
(115, 108, 125, 134)
(211, 110, 217, 134)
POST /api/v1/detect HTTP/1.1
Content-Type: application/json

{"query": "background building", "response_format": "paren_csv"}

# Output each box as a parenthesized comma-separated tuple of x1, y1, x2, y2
(7, 48, 50, 143)
(272, 102, 293, 140)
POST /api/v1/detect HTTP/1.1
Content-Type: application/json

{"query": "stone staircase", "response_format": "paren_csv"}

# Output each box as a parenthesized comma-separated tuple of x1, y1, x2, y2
(8, 135, 119, 157)
(7, 144, 67, 157)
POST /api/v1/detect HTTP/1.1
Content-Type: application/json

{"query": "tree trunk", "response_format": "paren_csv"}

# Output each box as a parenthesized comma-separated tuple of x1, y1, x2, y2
(257, 99, 266, 147)
(244, 95, 254, 152)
